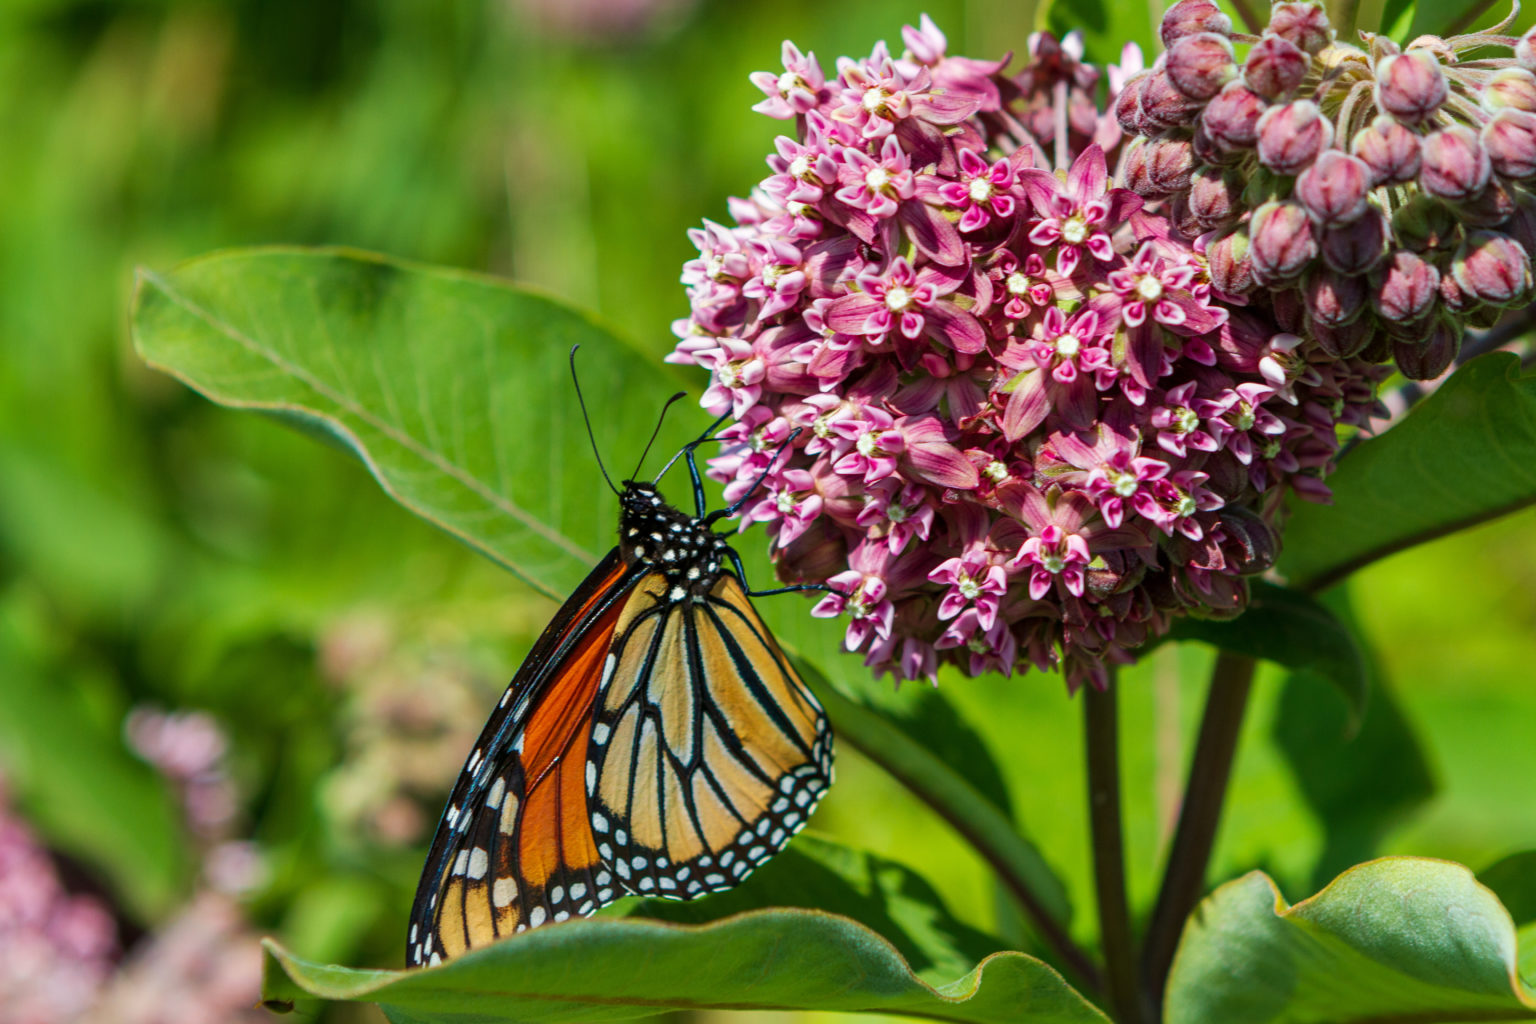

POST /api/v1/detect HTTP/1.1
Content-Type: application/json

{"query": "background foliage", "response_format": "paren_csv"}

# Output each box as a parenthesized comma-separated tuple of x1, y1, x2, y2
(3, 0, 1535, 1022)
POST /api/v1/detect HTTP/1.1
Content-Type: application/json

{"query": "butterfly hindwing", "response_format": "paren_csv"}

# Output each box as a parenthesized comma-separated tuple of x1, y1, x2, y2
(586, 572, 833, 900)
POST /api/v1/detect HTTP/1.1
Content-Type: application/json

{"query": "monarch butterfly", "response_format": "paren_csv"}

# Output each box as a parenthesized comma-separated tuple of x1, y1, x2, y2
(405, 364, 834, 968)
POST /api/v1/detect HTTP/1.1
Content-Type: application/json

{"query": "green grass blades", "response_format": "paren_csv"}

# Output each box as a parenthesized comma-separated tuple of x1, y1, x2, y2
(1165, 856, 1536, 1023)
(1279, 353, 1536, 593)
(262, 909, 1111, 1024)
(131, 246, 697, 603)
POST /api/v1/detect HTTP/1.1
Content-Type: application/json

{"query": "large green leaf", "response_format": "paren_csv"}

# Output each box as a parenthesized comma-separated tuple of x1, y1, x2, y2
(627, 834, 1004, 984)
(131, 247, 697, 602)
(1167, 582, 1369, 725)
(262, 910, 1110, 1024)
(1165, 857, 1536, 1024)
(1279, 354, 1536, 593)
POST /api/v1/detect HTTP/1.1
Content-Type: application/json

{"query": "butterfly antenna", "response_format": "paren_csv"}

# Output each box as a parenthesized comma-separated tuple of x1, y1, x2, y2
(633, 391, 688, 481)
(568, 345, 620, 497)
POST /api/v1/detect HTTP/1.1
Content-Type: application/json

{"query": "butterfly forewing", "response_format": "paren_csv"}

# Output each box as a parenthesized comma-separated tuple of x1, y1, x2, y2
(407, 481, 833, 967)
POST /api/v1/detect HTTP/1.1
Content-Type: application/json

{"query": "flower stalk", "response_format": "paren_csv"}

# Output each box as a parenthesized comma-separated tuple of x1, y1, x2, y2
(1084, 681, 1147, 1024)
(1140, 651, 1257, 1010)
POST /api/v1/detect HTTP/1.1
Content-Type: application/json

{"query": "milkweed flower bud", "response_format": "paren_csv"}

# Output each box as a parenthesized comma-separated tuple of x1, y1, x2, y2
(1295, 151, 1372, 226)
(1320, 205, 1390, 274)
(1351, 116, 1421, 186)
(1200, 81, 1267, 152)
(1145, 133, 1197, 193)
(1372, 249, 1440, 322)
(1188, 164, 1244, 228)
(1267, 2, 1332, 56)
(1375, 50, 1449, 124)
(1482, 69, 1536, 114)
(1518, 26, 1536, 71)
(1304, 267, 1367, 327)
(1310, 315, 1377, 359)
(1483, 110, 1536, 181)
(1394, 318, 1462, 380)
(1167, 32, 1235, 101)
(1205, 224, 1255, 294)
(1141, 66, 1204, 128)
(1250, 199, 1317, 283)
(1256, 99, 1331, 174)
(1160, 0, 1232, 47)
(1243, 35, 1308, 100)
(1452, 230, 1534, 306)
(1392, 193, 1458, 252)
(1421, 124, 1492, 201)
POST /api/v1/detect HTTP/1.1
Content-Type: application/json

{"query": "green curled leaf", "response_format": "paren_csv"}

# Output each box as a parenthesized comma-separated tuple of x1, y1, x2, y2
(1166, 856, 1536, 1023)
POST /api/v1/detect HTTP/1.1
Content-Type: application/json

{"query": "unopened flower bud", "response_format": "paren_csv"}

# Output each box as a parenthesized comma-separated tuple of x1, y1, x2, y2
(1518, 26, 1536, 71)
(1271, 286, 1306, 332)
(1393, 318, 1461, 380)
(1452, 230, 1535, 307)
(1321, 204, 1390, 274)
(1438, 268, 1479, 315)
(1420, 124, 1492, 201)
(1145, 133, 1197, 193)
(1200, 81, 1268, 152)
(1267, 2, 1333, 56)
(1167, 32, 1236, 101)
(1244, 35, 1308, 99)
(1303, 266, 1367, 326)
(1310, 315, 1377, 358)
(1256, 99, 1331, 174)
(1371, 249, 1440, 322)
(1375, 50, 1448, 125)
(1206, 224, 1255, 294)
(1115, 71, 1152, 134)
(1482, 109, 1536, 181)
(1141, 67, 1205, 129)
(1295, 150, 1371, 225)
(1161, 0, 1232, 46)
(1350, 115, 1421, 186)
(1250, 199, 1317, 284)
(1188, 164, 1244, 228)
(1216, 505, 1280, 574)
(1481, 69, 1536, 114)
(1391, 193, 1459, 252)
(1456, 180, 1517, 228)
(1121, 137, 1158, 195)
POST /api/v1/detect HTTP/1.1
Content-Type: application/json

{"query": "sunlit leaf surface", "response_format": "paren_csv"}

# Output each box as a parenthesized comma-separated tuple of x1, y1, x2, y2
(1166, 857, 1536, 1023)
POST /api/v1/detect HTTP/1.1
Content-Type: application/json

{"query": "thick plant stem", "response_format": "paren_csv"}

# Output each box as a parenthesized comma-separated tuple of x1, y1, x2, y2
(1140, 652, 1257, 1013)
(1085, 682, 1146, 1024)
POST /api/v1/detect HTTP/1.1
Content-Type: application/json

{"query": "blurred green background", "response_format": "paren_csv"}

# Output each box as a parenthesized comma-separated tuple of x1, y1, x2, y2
(0, 1, 1533, 1022)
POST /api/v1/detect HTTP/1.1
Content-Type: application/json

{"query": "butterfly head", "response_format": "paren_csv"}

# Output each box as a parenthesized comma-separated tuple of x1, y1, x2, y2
(618, 481, 730, 601)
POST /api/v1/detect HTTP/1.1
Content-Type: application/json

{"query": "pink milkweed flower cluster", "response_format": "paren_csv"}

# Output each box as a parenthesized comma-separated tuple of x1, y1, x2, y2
(0, 774, 118, 1023)
(671, 16, 1388, 691)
